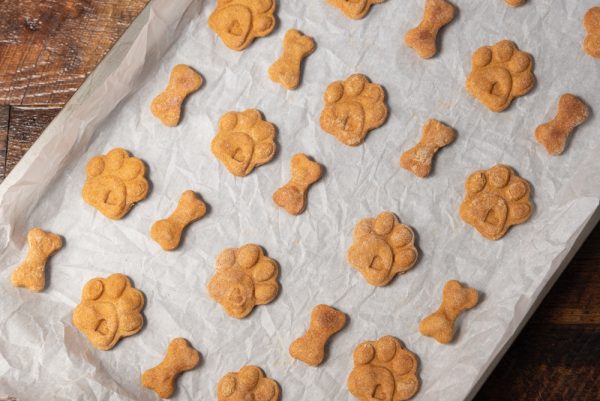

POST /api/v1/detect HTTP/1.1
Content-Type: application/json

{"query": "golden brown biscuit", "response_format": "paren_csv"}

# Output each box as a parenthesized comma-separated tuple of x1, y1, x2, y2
(207, 244, 279, 319)
(404, 0, 455, 59)
(208, 0, 276, 51)
(347, 212, 418, 287)
(150, 190, 207, 251)
(268, 29, 316, 90)
(150, 64, 203, 127)
(289, 304, 347, 366)
(400, 119, 456, 178)
(505, 0, 526, 6)
(419, 280, 479, 344)
(211, 109, 277, 177)
(141, 338, 201, 398)
(72, 273, 144, 350)
(535, 94, 589, 156)
(217, 365, 280, 401)
(584, 7, 600, 58)
(466, 40, 535, 112)
(320, 74, 388, 146)
(347, 336, 420, 401)
(81, 148, 149, 220)
(10, 228, 63, 292)
(327, 0, 384, 20)
(272, 153, 322, 215)
(460, 164, 532, 240)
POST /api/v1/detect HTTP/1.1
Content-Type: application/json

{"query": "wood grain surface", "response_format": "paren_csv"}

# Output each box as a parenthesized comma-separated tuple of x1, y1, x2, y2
(0, 1, 598, 400)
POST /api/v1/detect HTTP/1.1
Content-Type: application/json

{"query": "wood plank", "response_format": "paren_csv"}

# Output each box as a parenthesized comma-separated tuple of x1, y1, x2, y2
(0, 106, 8, 180)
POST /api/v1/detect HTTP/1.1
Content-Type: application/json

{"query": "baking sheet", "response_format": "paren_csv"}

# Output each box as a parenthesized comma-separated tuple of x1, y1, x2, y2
(1, 0, 599, 400)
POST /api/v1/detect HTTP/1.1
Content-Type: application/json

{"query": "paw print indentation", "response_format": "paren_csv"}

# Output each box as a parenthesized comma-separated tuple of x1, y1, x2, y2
(347, 336, 420, 401)
(347, 212, 418, 287)
(208, 0, 276, 51)
(460, 164, 533, 240)
(82, 148, 149, 219)
(211, 109, 277, 177)
(466, 40, 535, 112)
(72, 273, 145, 350)
(207, 244, 279, 318)
(218, 365, 280, 401)
(320, 74, 388, 146)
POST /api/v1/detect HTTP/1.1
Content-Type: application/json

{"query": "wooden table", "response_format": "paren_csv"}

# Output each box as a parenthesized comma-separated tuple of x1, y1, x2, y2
(0, 1, 598, 400)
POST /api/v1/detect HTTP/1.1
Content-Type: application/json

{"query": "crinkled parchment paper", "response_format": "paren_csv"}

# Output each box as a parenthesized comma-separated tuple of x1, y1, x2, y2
(1, 0, 599, 400)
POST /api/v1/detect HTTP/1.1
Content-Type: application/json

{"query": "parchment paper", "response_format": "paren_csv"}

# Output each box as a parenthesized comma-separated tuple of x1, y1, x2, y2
(1, 0, 599, 400)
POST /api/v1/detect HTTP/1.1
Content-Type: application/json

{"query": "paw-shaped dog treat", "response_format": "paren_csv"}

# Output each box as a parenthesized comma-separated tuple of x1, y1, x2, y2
(400, 119, 456, 178)
(211, 109, 277, 177)
(208, 0, 276, 51)
(151, 64, 203, 127)
(347, 336, 420, 401)
(320, 74, 388, 146)
(272, 153, 322, 215)
(207, 244, 279, 318)
(466, 40, 535, 112)
(142, 338, 201, 398)
(268, 29, 315, 90)
(347, 212, 418, 287)
(419, 280, 479, 344)
(404, 0, 455, 59)
(218, 365, 280, 401)
(11, 228, 63, 292)
(289, 304, 347, 366)
(327, 0, 384, 20)
(505, 0, 526, 6)
(72, 273, 145, 350)
(151, 190, 207, 251)
(82, 148, 149, 220)
(584, 7, 600, 58)
(460, 164, 532, 240)
(535, 94, 589, 156)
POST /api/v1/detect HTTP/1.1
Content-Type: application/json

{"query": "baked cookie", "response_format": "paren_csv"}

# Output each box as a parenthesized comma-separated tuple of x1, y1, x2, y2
(326, 0, 384, 20)
(583, 7, 600, 58)
(268, 29, 315, 90)
(272, 153, 322, 215)
(400, 119, 456, 178)
(404, 0, 456, 59)
(218, 365, 280, 401)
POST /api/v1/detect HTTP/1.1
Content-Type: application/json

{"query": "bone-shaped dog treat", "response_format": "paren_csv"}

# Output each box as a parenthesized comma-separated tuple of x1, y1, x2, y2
(11, 228, 63, 292)
(142, 338, 201, 398)
(289, 304, 347, 366)
(151, 64, 203, 127)
(272, 153, 322, 215)
(584, 7, 600, 58)
(150, 190, 207, 251)
(505, 0, 526, 6)
(404, 0, 455, 59)
(535, 94, 589, 156)
(268, 29, 315, 90)
(400, 119, 456, 178)
(419, 280, 479, 344)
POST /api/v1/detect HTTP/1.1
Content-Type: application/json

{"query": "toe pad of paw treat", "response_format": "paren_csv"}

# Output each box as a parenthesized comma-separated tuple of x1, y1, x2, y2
(419, 280, 479, 344)
(151, 64, 203, 127)
(268, 29, 315, 90)
(326, 0, 384, 20)
(217, 365, 280, 401)
(404, 0, 456, 59)
(505, 0, 526, 6)
(272, 153, 322, 215)
(11, 228, 63, 292)
(400, 119, 456, 177)
(584, 7, 600, 58)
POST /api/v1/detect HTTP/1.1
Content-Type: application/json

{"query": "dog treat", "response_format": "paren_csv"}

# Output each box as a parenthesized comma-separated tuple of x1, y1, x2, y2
(217, 365, 280, 401)
(150, 64, 203, 127)
(10, 228, 63, 292)
(347, 212, 418, 287)
(400, 119, 456, 178)
(460, 164, 532, 240)
(72, 273, 144, 350)
(419, 280, 479, 344)
(211, 109, 277, 177)
(207, 244, 279, 318)
(320, 74, 388, 146)
(150, 191, 207, 251)
(82, 148, 149, 220)
(584, 7, 600, 58)
(268, 29, 316, 90)
(327, 0, 383, 20)
(535, 94, 590, 156)
(289, 304, 347, 366)
(404, 0, 455, 59)
(504, 0, 526, 6)
(142, 338, 201, 398)
(272, 153, 322, 215)
(466, 40, 535, 112)
(208, 0, 276, 51)
(347, 336, 420, 401)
